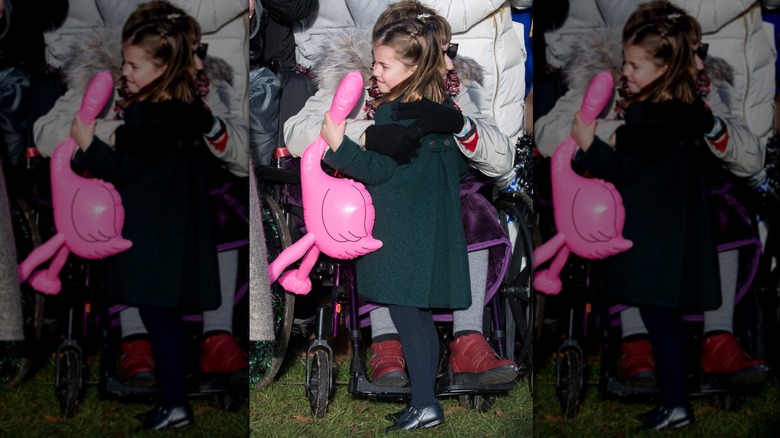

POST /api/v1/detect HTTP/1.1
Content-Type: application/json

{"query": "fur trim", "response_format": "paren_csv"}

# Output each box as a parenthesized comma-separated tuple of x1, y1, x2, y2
(62, 28, 233, 92)
(312, 27, 483, 93)
(564, 28, 734, 93)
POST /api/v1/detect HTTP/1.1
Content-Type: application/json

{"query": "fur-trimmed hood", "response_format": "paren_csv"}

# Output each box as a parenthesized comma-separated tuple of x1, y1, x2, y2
(563, 27, 734, 96)
(311, 27, 484, 94)
(62, 27, 234, 93)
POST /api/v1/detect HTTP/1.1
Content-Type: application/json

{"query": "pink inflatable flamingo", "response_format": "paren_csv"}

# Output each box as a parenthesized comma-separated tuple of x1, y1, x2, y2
(18, 71, 132, 295)
(267, 70, 383, 295)
(533, 71, 633, 295)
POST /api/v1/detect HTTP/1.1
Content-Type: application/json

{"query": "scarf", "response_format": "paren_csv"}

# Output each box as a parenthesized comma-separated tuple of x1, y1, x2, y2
(362, 70, 462, 120)
(613, 69, 712, 120)
(113, 69, 211, 119)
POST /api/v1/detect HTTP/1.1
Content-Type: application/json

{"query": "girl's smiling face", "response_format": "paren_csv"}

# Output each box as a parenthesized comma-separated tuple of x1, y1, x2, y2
(122, 44, 167, 93)
(371, 44, 417, 94)
(622, 43, 668, 94)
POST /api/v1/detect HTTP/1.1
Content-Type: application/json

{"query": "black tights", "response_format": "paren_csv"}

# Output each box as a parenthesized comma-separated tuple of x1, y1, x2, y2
(138, 306, 189, 409)
(387, 305, 438, 409)
(639, 306, 689, 409)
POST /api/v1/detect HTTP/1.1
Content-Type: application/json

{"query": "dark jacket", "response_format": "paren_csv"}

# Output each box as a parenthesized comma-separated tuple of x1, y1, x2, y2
(73, 99, 221, 310)
(251, 0, 313, 68)
(574, 98, 723, 311)
(323, 97, 471, 309)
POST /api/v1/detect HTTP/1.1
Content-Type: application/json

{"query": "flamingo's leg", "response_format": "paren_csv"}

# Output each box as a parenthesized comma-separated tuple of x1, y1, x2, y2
(28, 245, 70, 295)
(532, 233, 566, 269)
(278, 245, 321, 295)
(267, 233, 316, 282)
(533, 246, 571, 296)
(17, 233, 66, 283)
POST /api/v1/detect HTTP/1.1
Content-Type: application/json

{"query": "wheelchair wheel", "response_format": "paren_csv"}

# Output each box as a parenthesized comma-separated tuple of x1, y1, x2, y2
(55, 346, 83, 418)
(251, 193, 295, 390)
(495, 191, 534, 370)
(556, 346, 583, 418)
(307, 349, 331, 419)
(1, 197, 45, 389)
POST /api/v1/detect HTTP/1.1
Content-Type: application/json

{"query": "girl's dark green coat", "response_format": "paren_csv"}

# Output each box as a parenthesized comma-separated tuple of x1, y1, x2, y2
(73, 99, 221, 311)
(574, 98, 723, 311)
(324, 98, 472, 310)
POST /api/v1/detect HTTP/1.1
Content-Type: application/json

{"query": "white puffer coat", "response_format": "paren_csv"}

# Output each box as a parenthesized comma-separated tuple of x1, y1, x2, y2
(38, 0, 249, 176)
(294, 0, 528, 142)
(544, 0, 779, 144)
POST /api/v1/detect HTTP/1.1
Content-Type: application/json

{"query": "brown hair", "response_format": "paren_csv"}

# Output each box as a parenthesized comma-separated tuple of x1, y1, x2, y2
(121, 2, 198, 103)
(372, 18, 446, 106)
(373, 0, 451, 48)
(622, 0, 698, 104)
(124, 0, 202, 46)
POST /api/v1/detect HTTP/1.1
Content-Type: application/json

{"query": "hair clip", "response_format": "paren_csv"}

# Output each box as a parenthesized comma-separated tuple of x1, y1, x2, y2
(167, 13, 181, 20)
(667, 13, 681, 20)
(417, 13, 431, 20)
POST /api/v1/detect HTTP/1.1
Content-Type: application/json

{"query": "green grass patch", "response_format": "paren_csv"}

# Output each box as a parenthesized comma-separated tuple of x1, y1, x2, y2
(0, 354, 248, 437)
(533, 353, 780, 437)
(249, 352, 531, 437)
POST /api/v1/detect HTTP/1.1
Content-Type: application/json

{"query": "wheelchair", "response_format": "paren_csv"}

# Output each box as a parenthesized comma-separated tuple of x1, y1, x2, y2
(254, 139, 534, 419)
(4, 148, 250, 418)
(533, 154, 773, 419)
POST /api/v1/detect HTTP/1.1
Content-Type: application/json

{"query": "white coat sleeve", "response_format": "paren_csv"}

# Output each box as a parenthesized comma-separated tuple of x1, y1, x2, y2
(456, 85, 514, 177)
(283, 88, 373, 158)
(707, 82, 765, 177)
(33, 88, 123, 158)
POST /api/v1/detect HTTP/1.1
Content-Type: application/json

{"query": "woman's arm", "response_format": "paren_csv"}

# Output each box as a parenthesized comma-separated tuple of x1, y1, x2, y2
(33, 88, 123, 157)
(203, 82, 250, 177)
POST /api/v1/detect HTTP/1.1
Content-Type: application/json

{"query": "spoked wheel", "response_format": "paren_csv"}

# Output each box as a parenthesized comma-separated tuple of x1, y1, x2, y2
(307, 349, 332, 419)
(458, 393, 497, 412)
(251, 193, 295, 390)
(1, 197, 45, 389)
(495, 191, 535, 370)
(556, 346, 584, 418)
(55, 346, 83, 418)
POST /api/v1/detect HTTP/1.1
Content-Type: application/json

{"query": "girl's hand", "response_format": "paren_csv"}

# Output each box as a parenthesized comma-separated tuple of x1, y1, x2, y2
(71, 111, 96, 152)
(571, 111, 596, 152)
(321, 111, 346, 152)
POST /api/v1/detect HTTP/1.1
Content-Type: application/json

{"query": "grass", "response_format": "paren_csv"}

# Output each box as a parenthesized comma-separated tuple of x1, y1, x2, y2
(0, 352, 248, 437)
(533, 351, 780, 437)
(249, 339, 532, 437)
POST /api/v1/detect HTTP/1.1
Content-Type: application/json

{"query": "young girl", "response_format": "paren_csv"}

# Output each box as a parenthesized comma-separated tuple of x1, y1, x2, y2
(70, 14, 221, 430)
(569, 3, 726, 431)
(320, 18, 471, 432)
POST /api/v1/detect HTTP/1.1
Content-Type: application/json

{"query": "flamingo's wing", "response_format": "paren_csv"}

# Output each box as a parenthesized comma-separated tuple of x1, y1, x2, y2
(568, 183, 633, 258)
(570, 184, 622, 243)
(71, 183, 124, 243)
(320, 183, 372, 243)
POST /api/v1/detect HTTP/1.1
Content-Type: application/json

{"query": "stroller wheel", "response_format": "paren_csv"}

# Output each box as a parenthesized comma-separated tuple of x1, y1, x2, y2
(56, 347, 83, 418)
(307, 349, 332, 419)
(556, 346, 583, 418)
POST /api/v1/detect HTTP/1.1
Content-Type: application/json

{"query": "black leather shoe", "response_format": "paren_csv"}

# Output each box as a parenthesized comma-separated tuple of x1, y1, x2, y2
(137, 405, 194, 430)
(384, 405, 408, 424)
(384, 403, 444, 432)
(635, 405, 663, 425)
(636, 405, 694, 431)
(135, 406, 164, 424)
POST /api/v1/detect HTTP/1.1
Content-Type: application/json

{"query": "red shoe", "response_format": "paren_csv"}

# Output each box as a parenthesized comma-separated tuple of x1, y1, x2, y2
(618, 338, 657, 387)
(701, 332, 768, 384)
(448, 333, 518, 384)
(369, 339, 409, 387)
(200, 332, 249, 375)
(119, 338, 156, 386)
